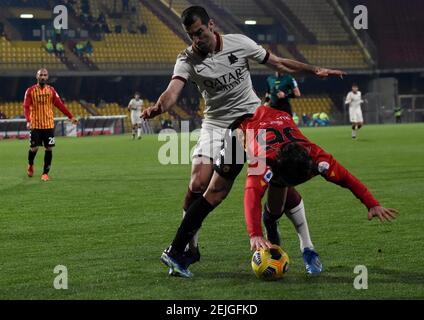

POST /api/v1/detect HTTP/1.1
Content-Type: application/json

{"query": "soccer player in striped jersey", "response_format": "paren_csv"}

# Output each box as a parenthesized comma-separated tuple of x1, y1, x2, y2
(23, 68, 78, 181)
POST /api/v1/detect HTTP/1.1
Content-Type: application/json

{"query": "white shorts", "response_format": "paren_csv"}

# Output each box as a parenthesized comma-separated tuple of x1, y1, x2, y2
(192, 122, 227, 161)
(349, 108, 363, 123)
(131, 111, 142, 125)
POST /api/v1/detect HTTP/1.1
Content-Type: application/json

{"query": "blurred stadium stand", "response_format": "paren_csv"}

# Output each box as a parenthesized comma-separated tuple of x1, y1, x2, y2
(0, 0, 423, 136)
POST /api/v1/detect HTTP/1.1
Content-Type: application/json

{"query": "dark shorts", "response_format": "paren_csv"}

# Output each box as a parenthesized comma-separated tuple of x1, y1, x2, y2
(29, 129, 56, 148)
(213, 114, 253, 181)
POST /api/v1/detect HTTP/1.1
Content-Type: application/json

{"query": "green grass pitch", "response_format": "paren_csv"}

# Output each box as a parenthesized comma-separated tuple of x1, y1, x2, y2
(0, 124, 423, 300)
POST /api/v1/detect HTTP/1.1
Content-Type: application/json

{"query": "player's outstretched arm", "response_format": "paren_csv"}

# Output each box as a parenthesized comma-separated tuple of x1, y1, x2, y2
(318, 152, 398, 222)
(368, 206, 398, 222)
(245, 175, 272, 251)
(141, 79, 185, 119)
(266, 52, 346, 79)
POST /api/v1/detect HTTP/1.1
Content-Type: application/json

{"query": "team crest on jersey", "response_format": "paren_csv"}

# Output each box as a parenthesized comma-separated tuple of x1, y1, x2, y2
(263, 169, 273, 183)
(228, 53, 238, 65)
(317, 161, 330, 174)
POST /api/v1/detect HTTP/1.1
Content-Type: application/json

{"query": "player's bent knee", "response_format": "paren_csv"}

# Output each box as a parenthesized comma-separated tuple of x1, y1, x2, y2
(189, 178, 209, 194)
(204, 187, 229, 206)
(284, 187, 302, 211)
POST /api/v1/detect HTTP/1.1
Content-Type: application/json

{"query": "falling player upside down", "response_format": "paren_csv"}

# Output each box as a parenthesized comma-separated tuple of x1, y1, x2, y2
(160, 104, 398, 278)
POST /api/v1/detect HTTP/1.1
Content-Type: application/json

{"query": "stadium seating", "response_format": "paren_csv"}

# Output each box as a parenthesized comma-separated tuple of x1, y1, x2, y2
(0, 37, 67, 71)
(0, 94, 334, 133)
(281, 0, 350, 43)
(276, 45, 295, 60)
(297, 44, 368, 69)
(291, 96, 333, 117)
(88, 3, 187, 69)
(166, 0, 192, 16)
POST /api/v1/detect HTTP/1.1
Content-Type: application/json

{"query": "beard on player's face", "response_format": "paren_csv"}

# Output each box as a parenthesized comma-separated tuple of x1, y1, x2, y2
(38, 78, 47, 86)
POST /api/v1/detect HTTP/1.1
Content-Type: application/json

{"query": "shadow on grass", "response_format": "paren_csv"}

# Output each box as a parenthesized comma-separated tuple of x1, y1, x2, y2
(196, 265, 424, 287)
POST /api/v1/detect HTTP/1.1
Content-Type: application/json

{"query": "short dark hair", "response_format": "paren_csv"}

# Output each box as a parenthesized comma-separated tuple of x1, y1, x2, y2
(134, 92, 140, 96)
(181, 6, 210, 28)
(352, 83, 359, 88)
(270, 142, 317, 186)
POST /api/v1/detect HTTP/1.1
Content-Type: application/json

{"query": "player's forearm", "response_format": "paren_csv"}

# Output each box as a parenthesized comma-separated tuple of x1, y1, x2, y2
(55, 103, 74, 119)
(244, 187, 264, 238)
(245, 175, 269, 237)
(325, 162, 380, 210)
(23, 90, 31, 122)
(279, 58, 318, 75)
(157, 89, 178, 113)
(23, 104, 31, 122)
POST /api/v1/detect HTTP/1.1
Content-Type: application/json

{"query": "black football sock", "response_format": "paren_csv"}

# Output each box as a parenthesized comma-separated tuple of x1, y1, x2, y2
(28, 150, 37, 165)
(43, 150, 53, 174)
(183, 188, 203, 251)
(263, 205, 283, 246)
(263, 205, 284, 222)
(170, 196, 215, 255)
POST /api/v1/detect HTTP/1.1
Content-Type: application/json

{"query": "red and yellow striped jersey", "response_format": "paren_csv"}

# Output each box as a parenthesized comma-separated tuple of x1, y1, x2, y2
(23, 84, 73, 129)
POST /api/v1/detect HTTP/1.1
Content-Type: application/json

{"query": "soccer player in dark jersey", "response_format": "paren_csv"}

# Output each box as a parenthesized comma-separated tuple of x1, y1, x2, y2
(265, 72, 300, 116)
(161, 104, 397, 278)
(24, 68, 78, 181)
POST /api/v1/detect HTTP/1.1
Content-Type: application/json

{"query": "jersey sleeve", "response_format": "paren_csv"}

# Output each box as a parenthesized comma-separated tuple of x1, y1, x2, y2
(172, 54, 192, 83)
(23, 87, 32, 122)
(244, 174, 269, 238)
(238, 34, 269, 64)
(345, 92, 352, 105)
(314, 146, 380, 210)
(51, 87, 74, 119)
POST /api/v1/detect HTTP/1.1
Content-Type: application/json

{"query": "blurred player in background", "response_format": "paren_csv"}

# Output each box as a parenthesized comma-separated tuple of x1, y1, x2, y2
(345, 83, 364, 139)
(128, 92, 144, 140)
(142, 6, 345, 275)
(24, 68, 78, 181)
(265, 72, 301, 116)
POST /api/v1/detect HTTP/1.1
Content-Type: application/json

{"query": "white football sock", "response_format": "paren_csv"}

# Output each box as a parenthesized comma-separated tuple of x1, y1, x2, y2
(183, 209, 199, 251)
(286, 200, 314, 252)
(352, 129, 357, 138)
(137, 128, 142, 137)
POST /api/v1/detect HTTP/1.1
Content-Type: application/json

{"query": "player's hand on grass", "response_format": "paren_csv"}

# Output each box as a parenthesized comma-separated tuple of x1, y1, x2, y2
(250, 236, 272, 251)
(315, 68, 346, 79)
(141, 104, 163, 119)
(368, 206, 398, 222)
